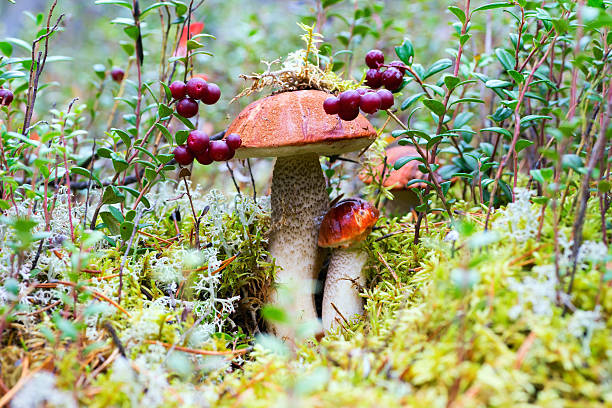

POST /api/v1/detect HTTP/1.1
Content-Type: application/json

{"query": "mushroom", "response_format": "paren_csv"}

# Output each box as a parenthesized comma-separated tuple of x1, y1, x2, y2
(318, 198, 379, 331)
(360, 145, 441, 215)
(226, 90, 376, 339)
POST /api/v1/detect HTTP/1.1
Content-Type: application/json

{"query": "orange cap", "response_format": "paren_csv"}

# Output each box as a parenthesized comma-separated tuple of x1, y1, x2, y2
(318, 198, 380, 248)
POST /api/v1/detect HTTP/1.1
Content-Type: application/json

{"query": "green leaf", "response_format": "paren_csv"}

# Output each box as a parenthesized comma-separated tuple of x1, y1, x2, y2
(70, 167, 102, 187)
(422, 98, 446, 116)
(401, 92, 425, 110)
(112, 128, 132, 148)
(322, 0, 343, 8)
(111, 153, 129, 173)
(93, 63, 106, 80)
(158, 103, 173, 120)
(448, 6, 466, 24)
(507, 69, 524, 84)
(261, 305, 289, 323)
(423, 58, 452, 79)
(102, 186, 125, 205)
(562, 154, 584, 171)
(481, 127, 512, 140)
(140, 2, 175, 17)
(94, 0, 132, 8)
(100, 211, 121, 234)
(444, 75, 460, 90)
(515, 139, 534, 153)
(97, 147, 113, 159)
(471, 2, 510, 14)
(0, 42, 13, 57)
(394, 155, 423, 170)
(173, 112, 195, 129)
(495, 48, 515, 71)
(520, 115, 552, 126)
(449, 97, 484, 107)
(394, 38, 414, 66)
(485, 79, 512, 88)
(120, 221, 135, 241)
(117, 186, 150, 208)
(175, 130, 189, 145)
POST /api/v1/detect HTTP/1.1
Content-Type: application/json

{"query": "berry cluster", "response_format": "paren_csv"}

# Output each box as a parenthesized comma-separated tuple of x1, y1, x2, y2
(0, 88, 14, 107)
(323, 88, 394, 121)
(169, 78, 221, 118)
(173, 131, 242, 166)
(363, 49, 407, 92)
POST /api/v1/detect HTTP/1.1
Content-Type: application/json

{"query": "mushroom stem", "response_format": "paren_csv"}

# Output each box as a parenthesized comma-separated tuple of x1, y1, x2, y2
(322, 246, 367, 331)
(269, 153, 329, 339)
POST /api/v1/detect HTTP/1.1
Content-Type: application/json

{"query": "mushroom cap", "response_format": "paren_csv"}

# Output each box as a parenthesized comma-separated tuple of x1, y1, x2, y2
(359, 145, 440, 190)
(318, 198, 380, 248)
(227, 90, 377, 159)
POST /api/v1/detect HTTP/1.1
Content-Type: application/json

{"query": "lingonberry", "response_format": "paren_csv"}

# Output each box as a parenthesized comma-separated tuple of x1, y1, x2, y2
(201, 83, 221, 105)
(338, 104, 360, 121)
(176, 97, 199, 118)
(339, 90, 361, 111)
(226, 133, 242, 150)
(323, 97, 340, 115)
(365, 69, 382, 88)
(377, 89, 394, 110)
(186, 77, 208, 100)
(365, 49, 384, 69)
(187, 130, 210, 154)
(381, 67, 404, 91)
(0, 89, 14, 106)
(195, 148, 213, 165)
(110, 67, 125, 82)
(359, 92, 381, 114)
(169, 81, 187, 100)
(209, 140, 232, 161)
(388, 60, 407, 74)
(173, 145, 194, 166)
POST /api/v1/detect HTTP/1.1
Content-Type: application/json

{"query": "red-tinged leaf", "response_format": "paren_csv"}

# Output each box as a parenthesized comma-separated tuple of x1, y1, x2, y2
(174, 22, 204, 57)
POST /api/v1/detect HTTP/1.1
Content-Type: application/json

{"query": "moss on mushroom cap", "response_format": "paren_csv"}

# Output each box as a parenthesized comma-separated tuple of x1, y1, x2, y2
(226, 90, 376, 159)
(318, 198, 380, 249)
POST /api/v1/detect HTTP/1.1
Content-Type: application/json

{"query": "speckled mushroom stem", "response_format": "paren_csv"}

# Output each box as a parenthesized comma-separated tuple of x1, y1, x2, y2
(269, 153, 329, 339)
(322, 246, 367, 331)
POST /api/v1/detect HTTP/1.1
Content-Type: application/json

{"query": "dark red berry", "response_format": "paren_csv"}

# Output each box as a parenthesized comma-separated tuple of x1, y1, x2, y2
(377, 89, 394, 110)
(201, 83, 221, 105)
(338, 104, 360, 121)
(110, 68, 124, 82)
(187, 130, 210, 154)
(388, 60, 407, 74)
(356, 88, 368, 95)
(365, 69, 382, 89)
(186, 77, 208, 100)
(359, 92, 381, 114)
(226, 133, 242, 150)
(323, 97, 340, 115)
(209, 140, 232, 161)
(381, 67, 404, 91)
(365, 49, 384, 69)
(0, 89, 14, 106)
(176, 98, 199, 118)
(169, 81, 187, 100)
(339, 90, 361, 111)
(173, 145, 194, 166)
(195, 148, 213, 165)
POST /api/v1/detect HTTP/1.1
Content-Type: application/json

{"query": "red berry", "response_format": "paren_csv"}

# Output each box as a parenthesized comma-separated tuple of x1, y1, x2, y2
(226, 133, 242, 150)
(195, 148, 213, 165)
(382, 67, 404, 91)
(339, 90, 361, 111)
(356, 88, 368, 95)
(209, 140, 233, 161)
(365, 69, 382, 88)
(110, 68, 124, 82)
(201, 83, 221, 105)
(389, 60, 407, 74)
(359, 92, 381, 114)
(377, 89, 394, 110)
(169, 81, 187, 100)
(187, 130, 210, 154)
(173, 145, 194, 166)
(323, 97, 340, 115)
(186, 77, 208, 100)
(338, 104, 360, 121)
(0, 89, 14, 106)
(365, 49, 384, 69)
(176, 98, 199, 118)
